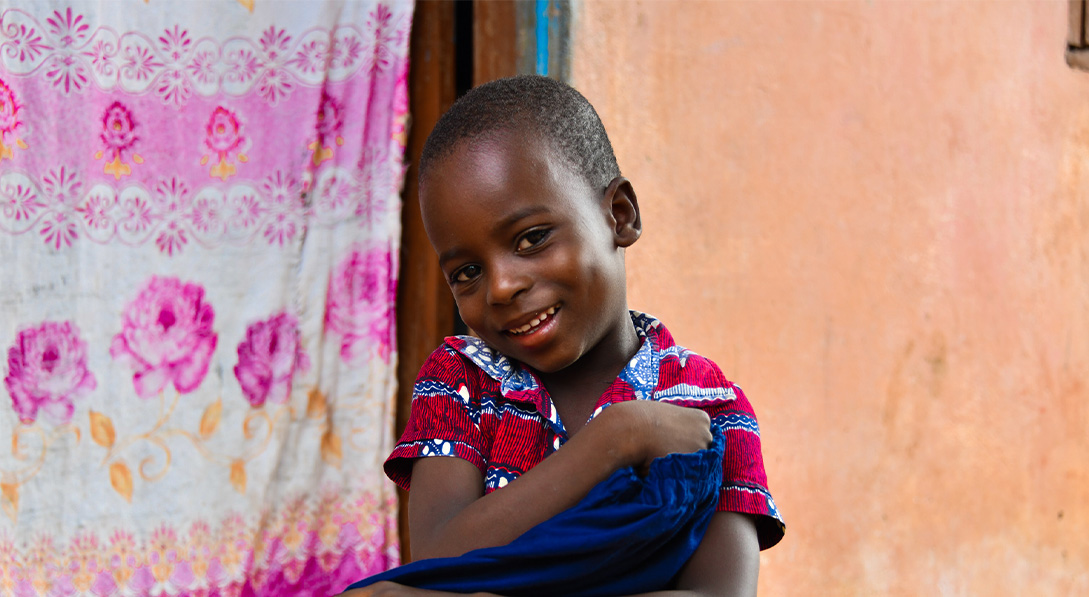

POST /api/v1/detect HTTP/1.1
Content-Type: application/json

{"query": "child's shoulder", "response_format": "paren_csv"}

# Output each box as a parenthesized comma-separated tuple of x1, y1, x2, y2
(634, 312, 730, 379)
(418, 335, 539, 395)
(640, 312, 746, 404)
(414, 337, 490, 388)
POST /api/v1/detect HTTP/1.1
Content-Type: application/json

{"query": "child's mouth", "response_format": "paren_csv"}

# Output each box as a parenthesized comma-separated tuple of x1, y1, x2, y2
(506, 305, 559, 336)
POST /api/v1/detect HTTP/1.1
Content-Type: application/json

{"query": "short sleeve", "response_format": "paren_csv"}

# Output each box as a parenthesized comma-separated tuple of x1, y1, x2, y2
(384, 345, 489, 491)
(701, 370, 785, 550)
(660, 354, 784, 550)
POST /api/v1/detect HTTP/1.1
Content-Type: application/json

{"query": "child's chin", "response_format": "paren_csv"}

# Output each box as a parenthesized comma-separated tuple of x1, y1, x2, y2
(520, 352, 580, 375)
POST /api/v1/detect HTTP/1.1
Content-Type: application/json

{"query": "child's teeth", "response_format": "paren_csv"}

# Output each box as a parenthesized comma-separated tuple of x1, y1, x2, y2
(510, 306, 557, 335)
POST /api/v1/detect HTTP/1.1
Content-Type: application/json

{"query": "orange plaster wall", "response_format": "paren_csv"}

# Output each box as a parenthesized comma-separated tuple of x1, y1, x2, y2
(572, 1, 1089, 594)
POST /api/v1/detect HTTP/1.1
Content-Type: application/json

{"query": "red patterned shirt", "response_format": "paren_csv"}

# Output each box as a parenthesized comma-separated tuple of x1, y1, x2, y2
(385, 311, 785, 548)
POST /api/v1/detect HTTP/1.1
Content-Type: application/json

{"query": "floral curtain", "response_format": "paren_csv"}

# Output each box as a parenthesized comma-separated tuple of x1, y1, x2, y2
(0, 0, 412, 594)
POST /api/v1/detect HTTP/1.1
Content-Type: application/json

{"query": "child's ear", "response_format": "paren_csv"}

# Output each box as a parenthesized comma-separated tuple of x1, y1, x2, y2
(603, 176, 641, 248)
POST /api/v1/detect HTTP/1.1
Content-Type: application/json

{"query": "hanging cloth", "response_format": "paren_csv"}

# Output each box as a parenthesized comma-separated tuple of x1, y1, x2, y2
(0, 1, 412, 594)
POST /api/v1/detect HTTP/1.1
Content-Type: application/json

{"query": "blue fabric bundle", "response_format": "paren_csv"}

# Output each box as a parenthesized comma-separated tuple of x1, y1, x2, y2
(344, 427, 725, 596)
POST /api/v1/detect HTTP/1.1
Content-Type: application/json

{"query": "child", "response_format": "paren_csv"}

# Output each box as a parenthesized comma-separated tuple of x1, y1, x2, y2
(345, 75, 783, 596)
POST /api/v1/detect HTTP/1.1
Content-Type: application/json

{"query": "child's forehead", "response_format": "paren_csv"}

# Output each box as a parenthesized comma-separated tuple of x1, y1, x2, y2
(433, 129, 578, 187)
(447, 126, 539, 162)
(419, 131, 600, 238)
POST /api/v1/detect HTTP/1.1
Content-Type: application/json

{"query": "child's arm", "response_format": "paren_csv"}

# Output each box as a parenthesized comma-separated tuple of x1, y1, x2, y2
(408, 399, 713, 560)
(341, 512, 759, 597)
(659, 511, 761, 597)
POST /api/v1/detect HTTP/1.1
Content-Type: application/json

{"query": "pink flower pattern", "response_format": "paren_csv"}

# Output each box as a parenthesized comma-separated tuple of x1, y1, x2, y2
(83, 39, 117, 77)
(262, 172, 304, 246)
(316, 92, 344, 146)
(189, 196, 223, 234)
(45, 8, 90, 48)
(225, 48, 260, 84)
(119, 195, 154, 234)
(101, 102, 138, 154)
(257, 68, 294, 105)
(0, 10, 411, 106)
(234, 313, 310, 408)
(288, 40, 329, 74)
(2, 183, 42, 221)
(76, 192, 115, 230)
(152, 178, 191, 255)
(325, 247, 397, 361)
(5, 24, 51, 64)
(203, 106, 246, 181)
(228, 193, 263, 230)
(111, 276, 218, 399)
(155, 68, 191, 106)
(204, 107, 243, 155)
(157, 25, 191, 63)
(259, 26, 291, 61)
(369, 4, 404, 74)
(41, 9, 91, 94)
(4, 321, 96, 425)
(187, 50, 217, 85)
(317, 173, 358, 215)
(44, 52, 89, 93)
(330, 35, 363, 70)
(39, 211, 78, 249)
(0, 77, 25, 159)
(263, 212, 299, 246)
(121, 45, 163, 82)
(155, 221, 187, 255)
(41, 166, 81, 209)
(99, 101, 140, 180)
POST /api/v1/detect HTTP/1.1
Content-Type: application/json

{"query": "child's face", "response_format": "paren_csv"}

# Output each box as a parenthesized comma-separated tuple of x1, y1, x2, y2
(420, 131, 638, 374)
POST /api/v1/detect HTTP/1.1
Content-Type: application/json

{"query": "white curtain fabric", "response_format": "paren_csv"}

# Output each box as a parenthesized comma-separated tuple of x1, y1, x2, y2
(0, 1, 411, 594)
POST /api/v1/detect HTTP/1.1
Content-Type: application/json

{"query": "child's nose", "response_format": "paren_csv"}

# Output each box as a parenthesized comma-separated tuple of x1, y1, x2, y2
(487, 262, 532, 305)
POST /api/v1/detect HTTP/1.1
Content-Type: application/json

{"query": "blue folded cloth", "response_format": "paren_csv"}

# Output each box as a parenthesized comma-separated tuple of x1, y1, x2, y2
(343, 427, 725, 596)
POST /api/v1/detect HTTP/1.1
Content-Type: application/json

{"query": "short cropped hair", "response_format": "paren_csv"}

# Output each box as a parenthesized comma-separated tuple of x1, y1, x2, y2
(420, 75, 621, 191)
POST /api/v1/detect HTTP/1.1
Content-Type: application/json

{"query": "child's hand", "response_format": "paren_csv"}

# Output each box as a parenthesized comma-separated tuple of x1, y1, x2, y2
(600, 400, 713, 475)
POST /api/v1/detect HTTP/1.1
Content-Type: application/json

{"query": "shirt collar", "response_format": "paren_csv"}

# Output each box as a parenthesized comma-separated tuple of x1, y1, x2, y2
(446, 311, 672, 403)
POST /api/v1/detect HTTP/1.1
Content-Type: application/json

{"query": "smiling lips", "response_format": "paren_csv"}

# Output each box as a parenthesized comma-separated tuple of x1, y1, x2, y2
(506, 305, 559, 336)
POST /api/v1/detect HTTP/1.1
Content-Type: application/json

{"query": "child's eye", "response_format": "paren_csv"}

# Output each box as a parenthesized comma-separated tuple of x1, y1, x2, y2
(516, 229, 550, 252)
(451, 264, 481, 284)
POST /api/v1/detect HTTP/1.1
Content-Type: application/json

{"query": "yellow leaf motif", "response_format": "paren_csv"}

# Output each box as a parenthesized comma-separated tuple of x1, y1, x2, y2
(306, 388, 327, 419)
(1, 482, 17, 521)
(238, 0, 255, 13)
(200, 398, 222, 438)
(89, 411, 115, 448)
(110, 462, 133, 503)
(230, 460, 246, 494)
(321, 429, 342, 468)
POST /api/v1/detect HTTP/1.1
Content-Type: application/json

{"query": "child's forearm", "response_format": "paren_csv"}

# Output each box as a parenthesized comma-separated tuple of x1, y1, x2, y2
(407, 400, 712, 561)
(408, 403, 640, 560)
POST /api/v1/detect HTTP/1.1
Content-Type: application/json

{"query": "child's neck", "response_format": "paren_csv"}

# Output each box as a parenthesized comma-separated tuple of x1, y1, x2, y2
(536, 315, 642, 438)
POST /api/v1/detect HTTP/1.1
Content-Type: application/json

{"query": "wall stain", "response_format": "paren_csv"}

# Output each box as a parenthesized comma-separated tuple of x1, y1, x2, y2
(884, 340, 914, 429)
